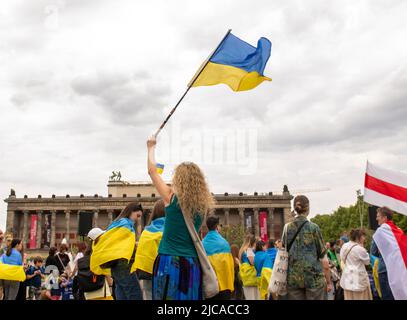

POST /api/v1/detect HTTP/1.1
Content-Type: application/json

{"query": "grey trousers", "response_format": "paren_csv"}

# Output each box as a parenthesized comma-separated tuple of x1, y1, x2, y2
(1, 280, 20, 300)
(140, 280, 152, 300)
(287, 287, 326, 300)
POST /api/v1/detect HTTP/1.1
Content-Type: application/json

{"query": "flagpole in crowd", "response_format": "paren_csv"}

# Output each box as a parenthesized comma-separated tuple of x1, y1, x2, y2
(153, 29, 232, 138)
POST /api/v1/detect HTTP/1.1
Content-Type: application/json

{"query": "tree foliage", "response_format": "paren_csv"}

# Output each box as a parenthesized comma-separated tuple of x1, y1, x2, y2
(220, 224, 245, 248)
(311, 195, 407, 249)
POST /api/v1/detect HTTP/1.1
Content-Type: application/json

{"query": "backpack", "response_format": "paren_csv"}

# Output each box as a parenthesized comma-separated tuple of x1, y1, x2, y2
(77, 255, 105, 292)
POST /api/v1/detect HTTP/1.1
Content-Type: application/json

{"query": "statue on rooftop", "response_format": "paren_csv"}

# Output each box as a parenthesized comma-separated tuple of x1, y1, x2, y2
(109, 171, 122, 181)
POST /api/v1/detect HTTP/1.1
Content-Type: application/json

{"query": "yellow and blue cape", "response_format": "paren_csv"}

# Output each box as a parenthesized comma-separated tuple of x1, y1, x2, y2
(90, 218, 136, 276)
(239, 251, 258, 287)
(202, 230, 234, 292)
(132, 217, 165, 274)
(193, 33, 271, 92)
(0, 261, 26, 282)
(254, 251, 273, 300)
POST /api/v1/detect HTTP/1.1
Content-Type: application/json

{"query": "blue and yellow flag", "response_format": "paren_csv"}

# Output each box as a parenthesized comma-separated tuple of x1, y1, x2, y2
(156, 163, 164, 175)
(202, 230, 234, 292)
(254, 251, 273, 300)
(132, 217, 165, 274)
(193, 33, 271, 92)
(90, 218, 136, 276)
(0, 261, 26, 282)
(372, 256, 382, 298)
(239, 251, 258, 287)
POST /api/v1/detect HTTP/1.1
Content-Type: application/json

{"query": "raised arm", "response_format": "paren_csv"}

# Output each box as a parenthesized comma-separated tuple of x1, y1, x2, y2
(147, 136, 172, 205)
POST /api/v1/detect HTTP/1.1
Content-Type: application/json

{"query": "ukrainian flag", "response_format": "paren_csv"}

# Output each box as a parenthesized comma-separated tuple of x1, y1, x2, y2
(202, 231, 234, 292)
(90, 218, 136, 276)
(156, 163, 164, 175)
(372, 256, 382, 298)
(193, 33, 271, 92)
(0, 261, 26, 282)
(239, 252, 258, 287)
(131, 217, 165, 274)
(254, 251, 273, 300)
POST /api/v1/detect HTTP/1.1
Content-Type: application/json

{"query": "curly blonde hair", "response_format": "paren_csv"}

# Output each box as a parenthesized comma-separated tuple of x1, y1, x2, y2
(172, 162, 215, 219)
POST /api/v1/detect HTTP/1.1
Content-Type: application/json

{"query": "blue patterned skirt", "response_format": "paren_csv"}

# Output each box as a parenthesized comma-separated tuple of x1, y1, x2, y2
(152, 254, 202, 300)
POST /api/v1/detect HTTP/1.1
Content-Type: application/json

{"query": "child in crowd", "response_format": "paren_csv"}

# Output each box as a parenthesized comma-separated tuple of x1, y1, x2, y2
(44, 269, 62, 300)
(26, 257, 45, 300)
(60, 272, 74, 300)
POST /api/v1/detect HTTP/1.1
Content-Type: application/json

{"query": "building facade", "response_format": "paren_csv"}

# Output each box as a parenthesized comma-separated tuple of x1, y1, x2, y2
(4, 181, 293, 252)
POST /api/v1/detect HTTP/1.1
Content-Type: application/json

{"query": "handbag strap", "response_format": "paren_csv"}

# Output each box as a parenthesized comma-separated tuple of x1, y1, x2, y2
(287, 220, 308, 252)
(343, 244, 358, 265)
(180, 208, 211, 272)
(56, 253, 67, 272)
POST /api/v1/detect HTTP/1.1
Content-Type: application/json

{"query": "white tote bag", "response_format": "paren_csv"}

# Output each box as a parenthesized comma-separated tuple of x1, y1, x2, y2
(268, 225, 288, 295)
(268, 221, 308, 296)
(182, 212, 219, 299)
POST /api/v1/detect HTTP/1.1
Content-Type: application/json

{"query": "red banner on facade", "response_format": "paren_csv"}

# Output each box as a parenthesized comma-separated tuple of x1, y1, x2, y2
(29, 214, 38, 249)
(259, 211, 268, 242)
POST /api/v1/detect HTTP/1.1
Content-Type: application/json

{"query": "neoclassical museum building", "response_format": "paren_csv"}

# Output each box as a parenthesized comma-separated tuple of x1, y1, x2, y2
(4, 180, 294, 253)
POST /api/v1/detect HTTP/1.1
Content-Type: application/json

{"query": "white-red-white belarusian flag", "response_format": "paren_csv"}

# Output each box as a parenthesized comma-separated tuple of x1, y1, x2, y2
(373, 221, 407, 299)
(364, 161, 407, 216)
(365, 161, 407, 299)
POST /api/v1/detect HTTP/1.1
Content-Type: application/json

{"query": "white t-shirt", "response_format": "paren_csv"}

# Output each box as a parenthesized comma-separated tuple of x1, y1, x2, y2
(246, 248, 255, 265)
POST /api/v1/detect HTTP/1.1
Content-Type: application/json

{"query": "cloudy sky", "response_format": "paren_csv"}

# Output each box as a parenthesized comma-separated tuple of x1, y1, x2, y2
(1, 0, 407, 229)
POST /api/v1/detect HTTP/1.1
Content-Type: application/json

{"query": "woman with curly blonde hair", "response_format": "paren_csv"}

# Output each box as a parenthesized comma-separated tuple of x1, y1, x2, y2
(147, 136, 214, 300)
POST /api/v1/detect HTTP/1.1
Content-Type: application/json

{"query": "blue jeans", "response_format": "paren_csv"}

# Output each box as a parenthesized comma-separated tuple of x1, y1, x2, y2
(378, 272, 394, 300)
(111, 260, 142, 300)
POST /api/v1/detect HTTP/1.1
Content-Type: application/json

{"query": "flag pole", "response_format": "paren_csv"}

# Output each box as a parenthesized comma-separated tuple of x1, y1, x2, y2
(153, 29, 232, 137)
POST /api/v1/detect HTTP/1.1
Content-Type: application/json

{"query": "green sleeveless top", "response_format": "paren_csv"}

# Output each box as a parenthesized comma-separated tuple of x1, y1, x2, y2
(158, 195, 202, 258)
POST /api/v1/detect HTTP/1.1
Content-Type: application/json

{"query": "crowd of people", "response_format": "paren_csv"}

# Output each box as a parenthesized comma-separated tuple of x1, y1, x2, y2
(0, 137, 406, 300)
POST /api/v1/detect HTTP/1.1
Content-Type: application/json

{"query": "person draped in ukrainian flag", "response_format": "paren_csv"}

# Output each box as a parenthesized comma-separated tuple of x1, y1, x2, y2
(0, 238, 26, 300)
(202, 215, 234, 300)
(133, 199, 166, 300)
(254, 240, 273, 300)
(147, 136, 214, 300)
(238, 234, 259, 300)
(90, 202, 143, 300)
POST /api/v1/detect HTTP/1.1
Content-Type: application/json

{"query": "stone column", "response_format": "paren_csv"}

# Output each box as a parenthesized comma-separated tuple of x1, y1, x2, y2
(107, 209, 114, 224)
(224, 208, 230, 228)
(283, 207, 292, 225)
(51, 210, 56, 247)
(36, 210, 43, 249)
(93, 209, 99, 227)
(238, 208, 245, 233)
(253, 208, 260, 238)
(6, 210, 15, 234)
(267, 208, 275, 240)
(76, 211, 80, 236)
(22, 210, 29, 249)
(65, 210, 71, 241)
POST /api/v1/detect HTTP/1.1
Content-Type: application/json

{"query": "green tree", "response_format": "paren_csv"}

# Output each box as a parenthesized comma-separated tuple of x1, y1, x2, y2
(220, 224, 245, 248)
(311, 194, 407, 250)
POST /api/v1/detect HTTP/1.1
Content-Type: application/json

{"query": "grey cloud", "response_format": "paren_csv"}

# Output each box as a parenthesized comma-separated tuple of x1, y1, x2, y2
(71, 71, 171, 126)
(2, 0, 407, 230)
